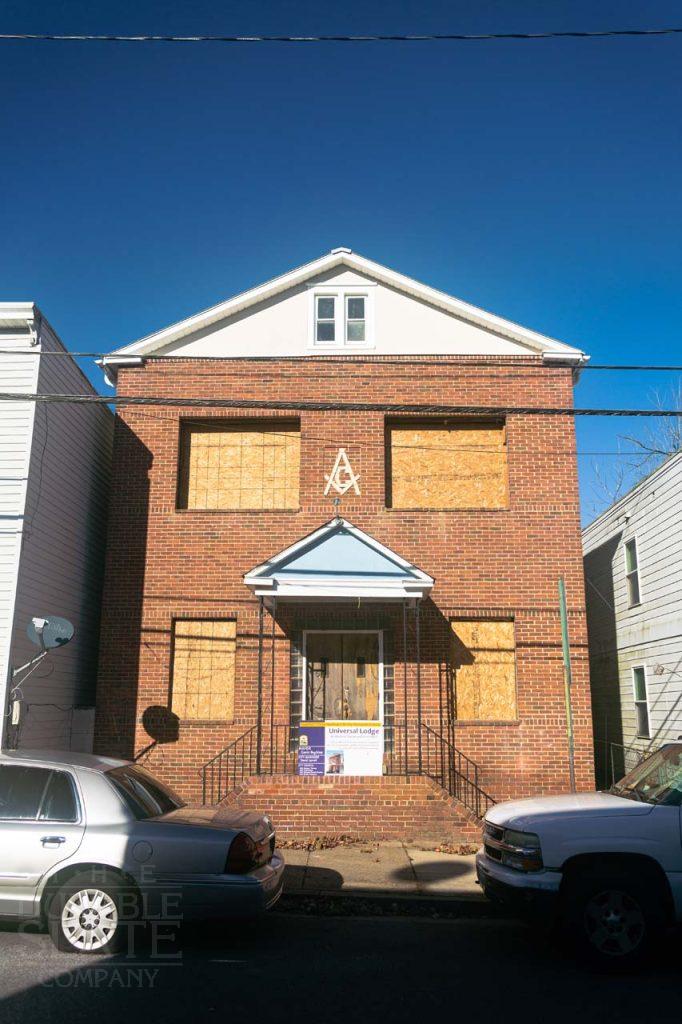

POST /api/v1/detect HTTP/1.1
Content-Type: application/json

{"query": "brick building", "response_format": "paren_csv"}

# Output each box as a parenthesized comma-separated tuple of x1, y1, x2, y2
(95, 248, 595, 841)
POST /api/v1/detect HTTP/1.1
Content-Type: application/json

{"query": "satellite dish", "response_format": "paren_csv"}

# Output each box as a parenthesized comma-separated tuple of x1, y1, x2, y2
(27, 616, 75, 650)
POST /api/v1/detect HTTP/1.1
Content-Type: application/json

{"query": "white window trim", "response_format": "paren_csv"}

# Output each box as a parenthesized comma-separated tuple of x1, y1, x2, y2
(624, 536, 642, 608)
(308, 284, 376, 349)
(631, 664, 650, 739)
(301, 629, 384, 724)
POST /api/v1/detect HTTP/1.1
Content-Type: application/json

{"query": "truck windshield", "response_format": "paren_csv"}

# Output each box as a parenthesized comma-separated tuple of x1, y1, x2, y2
(612, 745, 682, 806)
(107, 765, 186, 819)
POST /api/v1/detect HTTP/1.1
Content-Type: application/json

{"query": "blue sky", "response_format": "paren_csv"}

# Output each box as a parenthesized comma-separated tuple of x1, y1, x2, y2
(2, 0, 681, 521)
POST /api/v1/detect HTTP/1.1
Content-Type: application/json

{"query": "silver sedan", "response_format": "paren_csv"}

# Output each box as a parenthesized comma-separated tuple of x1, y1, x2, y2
(0, 749, 284, 953)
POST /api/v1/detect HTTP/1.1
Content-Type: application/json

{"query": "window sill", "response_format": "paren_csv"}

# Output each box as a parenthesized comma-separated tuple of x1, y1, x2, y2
(307, 344, 376, 352)
(175, 507, 302, 514)
(453, 719, 520, 727)
(385, 506, 510, 513)
(174, 719, 236, 726)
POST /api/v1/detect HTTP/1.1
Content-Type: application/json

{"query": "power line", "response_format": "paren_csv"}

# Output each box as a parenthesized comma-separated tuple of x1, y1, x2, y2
(1, 28, 682, 44)
(0, 392, 680, 416)
(107, 407, 672, 458)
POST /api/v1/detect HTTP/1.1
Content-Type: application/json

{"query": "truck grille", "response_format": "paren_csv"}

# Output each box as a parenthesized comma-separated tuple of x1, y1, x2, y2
(484, 821, 504, 843)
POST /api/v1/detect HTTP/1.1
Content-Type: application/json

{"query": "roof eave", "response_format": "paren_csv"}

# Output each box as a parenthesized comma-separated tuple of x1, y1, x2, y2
(106, 249, 588, 361)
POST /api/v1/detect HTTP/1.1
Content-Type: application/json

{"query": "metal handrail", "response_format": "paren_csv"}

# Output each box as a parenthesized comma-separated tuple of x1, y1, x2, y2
(201, 719, 495, 819)
(420, 722, 496, 819)
(608, 740, 652, 788)
(201, 723, 296, 804)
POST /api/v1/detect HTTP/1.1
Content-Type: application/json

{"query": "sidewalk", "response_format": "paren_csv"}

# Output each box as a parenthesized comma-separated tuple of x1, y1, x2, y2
(281, 841, 483, 902)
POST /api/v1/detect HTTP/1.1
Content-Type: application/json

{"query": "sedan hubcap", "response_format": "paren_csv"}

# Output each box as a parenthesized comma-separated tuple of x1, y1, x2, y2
(584, 889, 645, 956)
(62, 889, 118, 951)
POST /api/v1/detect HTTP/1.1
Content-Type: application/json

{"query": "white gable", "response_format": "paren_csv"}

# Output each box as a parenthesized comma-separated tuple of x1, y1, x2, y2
(102, 249, 587, 379)
(245, 518, 434, 601)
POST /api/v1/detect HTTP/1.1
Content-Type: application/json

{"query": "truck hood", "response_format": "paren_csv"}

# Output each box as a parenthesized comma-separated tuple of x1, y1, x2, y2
(156, 806, 273, 841)
(486, 791, 653, 831)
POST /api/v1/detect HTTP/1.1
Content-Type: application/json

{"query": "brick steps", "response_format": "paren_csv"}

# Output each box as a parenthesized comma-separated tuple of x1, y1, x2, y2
(218, 774, 483, 844)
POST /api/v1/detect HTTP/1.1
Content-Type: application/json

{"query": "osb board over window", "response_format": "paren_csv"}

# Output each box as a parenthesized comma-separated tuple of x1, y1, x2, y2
(451, 619, 517, 721)
(178, 420, 300, 510)
(171, 620, 236, 721)
(387, 421, 508, 509)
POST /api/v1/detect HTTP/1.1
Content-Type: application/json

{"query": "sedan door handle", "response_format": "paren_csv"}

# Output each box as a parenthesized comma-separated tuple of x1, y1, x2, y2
(41, 835, 66, 846)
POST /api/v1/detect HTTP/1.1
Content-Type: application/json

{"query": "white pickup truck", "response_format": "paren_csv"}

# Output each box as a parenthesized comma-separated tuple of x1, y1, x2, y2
(476, 743, 682, 967)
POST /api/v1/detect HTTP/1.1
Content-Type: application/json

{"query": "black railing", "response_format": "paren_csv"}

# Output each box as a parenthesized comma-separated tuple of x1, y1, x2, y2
(201, 719, 495, 819)
(201, 724, 296, 805)
(420, 723, 496, 819)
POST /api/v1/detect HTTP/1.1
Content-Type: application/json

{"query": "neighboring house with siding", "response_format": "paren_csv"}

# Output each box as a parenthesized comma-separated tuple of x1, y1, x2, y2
(95, 248, 594, 842)
(0, 303, 113, 751)
(583, 451, 682, 788)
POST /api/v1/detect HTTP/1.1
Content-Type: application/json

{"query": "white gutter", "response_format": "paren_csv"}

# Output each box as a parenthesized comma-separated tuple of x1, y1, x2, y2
(97, 355, 145, 387)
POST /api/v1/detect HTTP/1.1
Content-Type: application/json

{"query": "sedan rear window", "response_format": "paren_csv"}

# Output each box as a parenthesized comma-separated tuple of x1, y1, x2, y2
(107, 765, 185, 820)
(0, 766, 51, 819)
(0, 766, 78, 821)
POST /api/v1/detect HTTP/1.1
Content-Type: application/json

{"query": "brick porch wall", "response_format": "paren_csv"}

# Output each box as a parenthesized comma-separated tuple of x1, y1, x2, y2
(94, 355, 595, 819)
(220, 774, 484, 843)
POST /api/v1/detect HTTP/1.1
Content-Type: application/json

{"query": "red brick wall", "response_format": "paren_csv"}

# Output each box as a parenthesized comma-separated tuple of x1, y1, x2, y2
(94, 355, 594, 813)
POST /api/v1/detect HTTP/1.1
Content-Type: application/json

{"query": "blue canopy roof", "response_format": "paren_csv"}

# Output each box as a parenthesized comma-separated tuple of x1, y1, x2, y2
(244, 518, 433, 601)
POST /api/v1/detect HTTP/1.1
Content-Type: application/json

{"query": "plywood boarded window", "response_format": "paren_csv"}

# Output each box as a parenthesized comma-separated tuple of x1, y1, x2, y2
(388, 421, 508, 509)
(171, 620, 236, 720)
(178, 421, 300, 510)
(451, 619, 517, 721)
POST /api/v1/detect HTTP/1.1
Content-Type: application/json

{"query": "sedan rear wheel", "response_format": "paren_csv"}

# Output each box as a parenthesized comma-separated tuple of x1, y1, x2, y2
(47, 870, 135, 954)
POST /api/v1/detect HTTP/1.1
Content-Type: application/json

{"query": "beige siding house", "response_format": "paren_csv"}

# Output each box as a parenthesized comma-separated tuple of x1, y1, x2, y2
(583, 451, 682, 787)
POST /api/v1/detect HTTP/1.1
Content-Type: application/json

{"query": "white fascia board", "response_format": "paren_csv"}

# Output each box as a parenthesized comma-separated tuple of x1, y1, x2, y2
(0, 302, 38, 335)
(247, 579, 433, 601)
(107, 249, 588, 361)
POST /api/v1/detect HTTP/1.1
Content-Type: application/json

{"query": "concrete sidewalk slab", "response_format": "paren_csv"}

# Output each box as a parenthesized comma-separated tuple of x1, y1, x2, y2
(281, 842, 483, 901)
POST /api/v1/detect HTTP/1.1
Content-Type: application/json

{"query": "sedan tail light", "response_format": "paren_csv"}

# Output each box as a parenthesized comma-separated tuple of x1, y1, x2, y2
(225, 832, 258, 874)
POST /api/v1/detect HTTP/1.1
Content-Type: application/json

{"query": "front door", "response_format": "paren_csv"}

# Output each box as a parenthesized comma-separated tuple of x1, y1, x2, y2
(305, 632, 380, 722)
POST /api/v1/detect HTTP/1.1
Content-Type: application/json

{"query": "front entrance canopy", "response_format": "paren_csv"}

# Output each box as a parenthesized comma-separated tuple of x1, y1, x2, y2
(244, 517, 434, 601)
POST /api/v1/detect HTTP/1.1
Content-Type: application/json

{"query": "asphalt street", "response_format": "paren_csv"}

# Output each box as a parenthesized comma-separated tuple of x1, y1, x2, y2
(0, 911, 680, 1024)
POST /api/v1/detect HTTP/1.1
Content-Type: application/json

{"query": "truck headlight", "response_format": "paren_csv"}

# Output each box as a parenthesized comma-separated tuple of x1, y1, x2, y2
(500, 828, 543, 872)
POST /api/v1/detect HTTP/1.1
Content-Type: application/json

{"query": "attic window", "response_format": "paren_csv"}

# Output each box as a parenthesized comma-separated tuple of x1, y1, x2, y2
(309, 286, 374, 347)
(316, 296, 336, 342)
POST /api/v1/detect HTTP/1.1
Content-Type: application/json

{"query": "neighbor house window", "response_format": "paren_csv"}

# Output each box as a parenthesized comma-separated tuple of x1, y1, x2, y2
(632, 665, 650, 738)
(387, 420, 508, 509)
(309, 287, 373, 346)
(171, 620, 236, 721)
(315, 296, 336, 342)
(451, 620, 517, 720)
(624, 538, 641, 606)
(178, 420, 300, 510)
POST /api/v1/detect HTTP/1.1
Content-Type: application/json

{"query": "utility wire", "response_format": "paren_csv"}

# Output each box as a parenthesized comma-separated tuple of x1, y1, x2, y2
(1, 28, 682, 44)
(0, 392, 680, 416)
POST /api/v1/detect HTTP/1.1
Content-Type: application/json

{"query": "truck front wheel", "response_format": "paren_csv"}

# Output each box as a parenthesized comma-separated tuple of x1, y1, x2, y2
(563, 869, 664, 970)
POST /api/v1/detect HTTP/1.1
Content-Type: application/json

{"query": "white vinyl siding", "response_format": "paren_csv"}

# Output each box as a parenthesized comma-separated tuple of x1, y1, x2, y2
(0, 313, 113, 752)
(0, 334, 39, 700)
